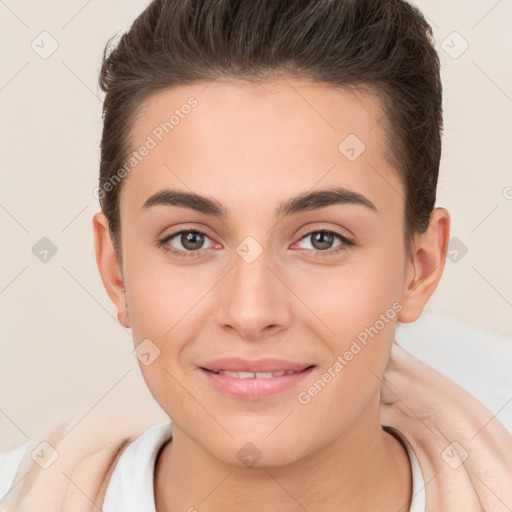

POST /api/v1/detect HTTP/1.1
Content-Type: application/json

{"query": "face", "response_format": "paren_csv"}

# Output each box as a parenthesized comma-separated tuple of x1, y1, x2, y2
(100, 78, 421, 466)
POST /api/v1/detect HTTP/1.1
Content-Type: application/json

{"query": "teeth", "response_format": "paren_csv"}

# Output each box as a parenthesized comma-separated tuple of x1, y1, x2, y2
(254, 372, 273, 378)
(213, 369, 299, 378)
(238, 371, 256, 379)
(218, 370, 241, 377)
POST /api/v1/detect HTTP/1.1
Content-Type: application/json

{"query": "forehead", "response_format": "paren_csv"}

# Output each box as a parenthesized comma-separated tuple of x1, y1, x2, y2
(121, 77, 402, 219)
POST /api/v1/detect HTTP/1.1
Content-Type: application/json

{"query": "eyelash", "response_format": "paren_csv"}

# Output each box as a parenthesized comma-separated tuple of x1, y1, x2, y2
(156, 227, 354, 260)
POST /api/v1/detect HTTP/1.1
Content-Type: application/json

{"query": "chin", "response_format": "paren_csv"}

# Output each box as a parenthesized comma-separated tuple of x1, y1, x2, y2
(204, 429, 310, 469)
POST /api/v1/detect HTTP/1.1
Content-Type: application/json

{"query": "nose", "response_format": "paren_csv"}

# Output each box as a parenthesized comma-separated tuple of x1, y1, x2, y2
(214, 247, 292, 342)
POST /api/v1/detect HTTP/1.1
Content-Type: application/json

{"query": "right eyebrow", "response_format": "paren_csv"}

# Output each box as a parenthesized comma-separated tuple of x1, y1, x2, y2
(140, 189, 228, 217)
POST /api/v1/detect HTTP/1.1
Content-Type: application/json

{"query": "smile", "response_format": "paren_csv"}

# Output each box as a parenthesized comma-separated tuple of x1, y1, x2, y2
(199, 365, 316, 400)
(205, 369, 302, 378)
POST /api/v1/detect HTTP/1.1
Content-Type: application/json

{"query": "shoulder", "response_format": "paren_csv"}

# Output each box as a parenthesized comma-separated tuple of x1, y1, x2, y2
(395, 311, 512, 433)
(383, 336, 512, 509)
(0, 407, 162, 510)
(0, 440, 32, 504)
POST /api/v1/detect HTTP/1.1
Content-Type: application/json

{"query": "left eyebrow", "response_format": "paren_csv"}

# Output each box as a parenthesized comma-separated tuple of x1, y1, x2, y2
(276, 187, 378, 217)
(140, 186, 378, 218)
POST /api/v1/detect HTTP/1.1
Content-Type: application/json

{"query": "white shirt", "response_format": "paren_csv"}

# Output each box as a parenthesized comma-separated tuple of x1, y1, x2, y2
(0, 421, 425, 511)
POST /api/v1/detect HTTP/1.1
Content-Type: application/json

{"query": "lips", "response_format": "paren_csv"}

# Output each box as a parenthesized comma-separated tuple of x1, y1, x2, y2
(198, 357, 317, 400)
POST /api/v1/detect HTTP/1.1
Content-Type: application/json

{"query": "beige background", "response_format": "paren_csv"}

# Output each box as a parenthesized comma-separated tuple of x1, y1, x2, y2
(1, 0, 511, 451)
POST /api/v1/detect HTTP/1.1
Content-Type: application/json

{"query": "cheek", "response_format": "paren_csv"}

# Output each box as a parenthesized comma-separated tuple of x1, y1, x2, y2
(123, 243, 210, 337)
(293, 272, 403, 444)
(294, 241, 405, 399)
(122, 250, 217, 408)
(292, 241, 405, 344)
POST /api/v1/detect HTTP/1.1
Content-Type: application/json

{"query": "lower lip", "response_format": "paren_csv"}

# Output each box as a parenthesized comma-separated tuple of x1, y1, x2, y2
(199, 366, 316, 401)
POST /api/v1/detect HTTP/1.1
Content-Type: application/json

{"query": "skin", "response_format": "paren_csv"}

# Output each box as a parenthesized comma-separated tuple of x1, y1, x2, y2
(93, 77, 450, 511)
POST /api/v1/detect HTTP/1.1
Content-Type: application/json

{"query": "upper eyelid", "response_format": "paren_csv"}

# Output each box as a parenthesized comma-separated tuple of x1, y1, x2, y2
(298, 226, 352, 240)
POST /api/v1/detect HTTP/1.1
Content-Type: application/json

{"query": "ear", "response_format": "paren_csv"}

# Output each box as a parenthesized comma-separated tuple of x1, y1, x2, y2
(92, 212, 130, 328)
(397, 207, 450, 323)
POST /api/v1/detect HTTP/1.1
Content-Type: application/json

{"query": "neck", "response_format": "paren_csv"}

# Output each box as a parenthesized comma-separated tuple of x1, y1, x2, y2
(154, 393, 412, 512)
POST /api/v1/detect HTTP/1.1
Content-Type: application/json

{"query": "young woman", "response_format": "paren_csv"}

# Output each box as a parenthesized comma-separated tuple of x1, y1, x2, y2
(2, 0, 511, 510)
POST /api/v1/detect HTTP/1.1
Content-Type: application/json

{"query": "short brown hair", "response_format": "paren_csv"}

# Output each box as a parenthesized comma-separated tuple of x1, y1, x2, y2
(98, 0, 442, 260)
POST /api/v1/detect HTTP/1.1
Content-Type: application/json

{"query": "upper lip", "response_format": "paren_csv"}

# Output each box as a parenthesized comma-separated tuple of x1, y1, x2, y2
(199, 358, 315, 373)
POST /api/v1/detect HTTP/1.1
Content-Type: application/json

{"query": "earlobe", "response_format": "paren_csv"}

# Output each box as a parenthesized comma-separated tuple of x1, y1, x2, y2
(397, 207, 450, 323)
(92, 212, 131, 328)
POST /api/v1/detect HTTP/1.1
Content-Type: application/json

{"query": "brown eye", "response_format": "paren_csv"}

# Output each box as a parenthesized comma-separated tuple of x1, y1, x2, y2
(297, 230, 351, 252)
(309, 231, 336, 250)
(157, 229, 216, 259)
(179, 231, 206, 251)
